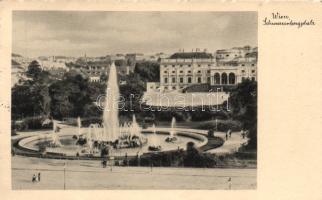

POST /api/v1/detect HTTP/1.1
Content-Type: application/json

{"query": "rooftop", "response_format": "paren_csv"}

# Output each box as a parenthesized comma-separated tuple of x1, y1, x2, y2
(170, 52, 214, 59)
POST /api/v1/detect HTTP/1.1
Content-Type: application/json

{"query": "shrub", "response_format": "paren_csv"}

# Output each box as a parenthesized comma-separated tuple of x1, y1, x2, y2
(81, 117, 102, 127)
(195, 120, 242, 132)
(13, 117, 53, 131)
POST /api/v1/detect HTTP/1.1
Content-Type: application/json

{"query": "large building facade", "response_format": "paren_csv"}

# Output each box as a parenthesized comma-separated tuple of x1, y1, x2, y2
(147, 47, 257, 92)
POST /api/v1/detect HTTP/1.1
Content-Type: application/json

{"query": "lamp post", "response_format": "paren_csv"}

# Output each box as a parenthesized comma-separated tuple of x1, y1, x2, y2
(215, 118, 218, 131)
(63, 161, 66, 190)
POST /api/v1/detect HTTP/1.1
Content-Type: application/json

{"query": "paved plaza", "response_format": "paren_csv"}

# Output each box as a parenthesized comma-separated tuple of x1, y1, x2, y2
(12, 156, 256, 190)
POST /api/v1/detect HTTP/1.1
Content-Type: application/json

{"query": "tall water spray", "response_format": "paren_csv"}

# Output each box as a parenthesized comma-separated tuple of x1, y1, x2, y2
(103, 62, 120, 142)
(130, 114, 141, 136)
(51, 120, 61, 146)
(151, 124, 158, 146)
(170, 117, 176, 137)
(77, 116, 81, 135)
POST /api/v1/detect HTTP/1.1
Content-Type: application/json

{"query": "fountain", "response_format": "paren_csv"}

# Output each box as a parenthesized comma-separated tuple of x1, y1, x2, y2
(50, 120, 62, 147)
(15, 65, 212, 158)
(165, 117, 178, 142)
(148, 124, 162, 151)
(74, 62, 146, 151)
(103, 62, 120, 142)
(129, 114, 141, 137)
(77, 116, 81, 135)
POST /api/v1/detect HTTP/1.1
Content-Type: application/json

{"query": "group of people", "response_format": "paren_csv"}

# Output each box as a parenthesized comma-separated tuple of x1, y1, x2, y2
(225, 129, 248, 140)
(32, 172, 41, 183)
(225, 129, 232, 140)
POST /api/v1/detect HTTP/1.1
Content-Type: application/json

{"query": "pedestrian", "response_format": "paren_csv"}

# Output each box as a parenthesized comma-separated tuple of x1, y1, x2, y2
(225, 132, 228, 140)
(241, 129, 244, 138)
(38, 172, 41, 182)
(32, 174, 37, 183)
(228, 177, 232, 190)
(228, 129, 232, 138)
(241, 129, 246, 139)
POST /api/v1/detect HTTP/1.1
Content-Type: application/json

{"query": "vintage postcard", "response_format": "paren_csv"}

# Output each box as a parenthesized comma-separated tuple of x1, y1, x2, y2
(0, 1, 322, 200)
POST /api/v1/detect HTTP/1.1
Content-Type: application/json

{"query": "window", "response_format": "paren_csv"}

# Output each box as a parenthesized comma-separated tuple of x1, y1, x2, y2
(172, 65, 175, 67)
(180, 77, 184, 83)
(188, 70, 191, 73)
(208, 64, 211, 67)
(242, 70, 245, 73)
(207, 77, 211, 83)
(226, 54, 229, 57)
(251, 77, 255, 81)
(164, 65, 167, 68)
(164, 71, 168, 74)
(172, 86, 176, 89)
(252, 64, 255, 66)
(207, 70, 210, 73)
(198, 70, 201, 73)
(188, 77, 192, 83)
(165, 86, 168, 89)
(252, 70, 255, 73)
(198, 65, 201, 67)
(180, 70, 183, 73)
(172, 77, 176, 83)
(164, 78, 168, 83)
(188, 64, 191, 67)
(242, 64, 245, 66)
(172, 71, 175, 73)
(180, 65, 183, 67)
(198, 77, 202, 83)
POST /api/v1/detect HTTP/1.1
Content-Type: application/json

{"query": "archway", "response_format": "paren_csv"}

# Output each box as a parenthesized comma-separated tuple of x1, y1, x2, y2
(214, 73, 220, 84)
(228, 73, 236, 84)
(221, 73, 228, 85)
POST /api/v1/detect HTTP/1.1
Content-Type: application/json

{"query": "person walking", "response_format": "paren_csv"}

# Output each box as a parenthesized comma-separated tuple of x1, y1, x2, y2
(38, 172, 41, 182)
(32, 174, 37, 183)
(228, 129, 232, 138)
(225, 132, 228, 140)
(227, 177, 232, 190)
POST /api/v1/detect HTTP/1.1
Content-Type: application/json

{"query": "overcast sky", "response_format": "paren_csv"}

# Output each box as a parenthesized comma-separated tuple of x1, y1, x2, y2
(13, 11, 257, 58)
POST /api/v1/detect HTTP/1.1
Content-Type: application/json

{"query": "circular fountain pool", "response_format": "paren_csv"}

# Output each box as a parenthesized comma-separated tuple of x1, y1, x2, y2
(17, 127, 208, 158)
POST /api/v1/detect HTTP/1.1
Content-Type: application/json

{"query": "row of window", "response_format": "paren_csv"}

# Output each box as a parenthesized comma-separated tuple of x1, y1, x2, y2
(162, 64, 212, 68)
(164, 86, 184, 90)
(241, 69, 256, 73)
(163, 70, 211, 74)
(87, 71, 102, 75)
(163, 63, 256, 69)
(164, 77, 211, 84)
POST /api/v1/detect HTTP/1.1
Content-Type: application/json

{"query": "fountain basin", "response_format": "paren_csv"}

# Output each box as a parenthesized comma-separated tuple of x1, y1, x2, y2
(17, 127, 208, 158)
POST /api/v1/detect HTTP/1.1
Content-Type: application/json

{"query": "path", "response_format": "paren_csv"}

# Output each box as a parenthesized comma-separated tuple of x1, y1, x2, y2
(12, 156, 256, 190)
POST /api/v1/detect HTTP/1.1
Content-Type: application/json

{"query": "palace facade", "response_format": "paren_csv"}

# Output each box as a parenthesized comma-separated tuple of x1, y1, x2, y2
(147, 46, 257, 92)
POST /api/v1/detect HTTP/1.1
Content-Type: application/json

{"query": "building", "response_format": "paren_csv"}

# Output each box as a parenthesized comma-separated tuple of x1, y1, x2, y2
(215, 46, 257, 64)
(147, 47, 257, 92)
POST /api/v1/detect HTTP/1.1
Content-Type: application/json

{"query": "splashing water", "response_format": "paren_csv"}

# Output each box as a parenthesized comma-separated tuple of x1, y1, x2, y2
(77, 116, 81, 135)
(103, 62, 120, 142)
(170, 117, 176, 138)
(51, 120, 61, 146)
(151, 123, 158, 146)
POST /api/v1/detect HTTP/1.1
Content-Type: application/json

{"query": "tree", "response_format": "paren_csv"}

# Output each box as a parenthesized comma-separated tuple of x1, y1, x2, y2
(25, 60, 42, 80)
(49, 72, 93, 119)
(134, 61, 160, 82)
(12, 61, 51, 119)
(229, 79, 257, 149)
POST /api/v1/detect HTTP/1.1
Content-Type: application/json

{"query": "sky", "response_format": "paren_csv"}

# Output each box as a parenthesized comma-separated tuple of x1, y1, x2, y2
(13, 11, 257, 58)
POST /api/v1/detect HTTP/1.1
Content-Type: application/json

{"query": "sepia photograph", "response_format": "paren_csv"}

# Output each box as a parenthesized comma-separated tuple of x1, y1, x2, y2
(11, 11, 257, 190)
